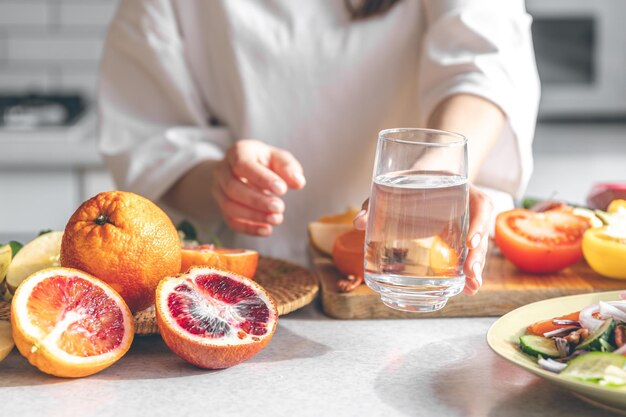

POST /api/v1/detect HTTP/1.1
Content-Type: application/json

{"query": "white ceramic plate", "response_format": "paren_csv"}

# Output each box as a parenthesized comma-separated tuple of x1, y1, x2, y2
(487, 290, 626, 411)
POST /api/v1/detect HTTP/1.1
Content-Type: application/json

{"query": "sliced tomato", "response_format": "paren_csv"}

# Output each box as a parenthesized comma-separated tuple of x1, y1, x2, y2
(545, 206, 603, 229)
(495, 209, 590, 274)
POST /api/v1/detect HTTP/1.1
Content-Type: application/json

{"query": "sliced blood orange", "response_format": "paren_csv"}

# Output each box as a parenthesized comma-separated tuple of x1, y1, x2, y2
(180, 244, 259, 279)
(156, 267, 277, 369)
(11, 267, 134, 378)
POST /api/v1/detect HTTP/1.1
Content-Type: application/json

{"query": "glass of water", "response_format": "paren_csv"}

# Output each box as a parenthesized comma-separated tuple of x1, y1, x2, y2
(364, 128, 469, 312)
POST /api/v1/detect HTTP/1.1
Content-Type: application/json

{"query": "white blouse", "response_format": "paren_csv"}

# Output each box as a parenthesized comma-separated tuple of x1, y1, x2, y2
(98, 0, 540, 264)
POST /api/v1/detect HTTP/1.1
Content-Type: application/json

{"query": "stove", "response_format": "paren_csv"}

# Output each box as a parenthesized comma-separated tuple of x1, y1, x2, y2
(0, 93, 88, 130)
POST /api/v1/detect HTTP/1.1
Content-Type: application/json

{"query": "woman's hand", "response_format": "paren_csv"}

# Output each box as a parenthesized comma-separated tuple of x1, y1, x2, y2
(211, 139, 306, 236)
(353, 185, 493, 295)
(461, 186, 493, 295)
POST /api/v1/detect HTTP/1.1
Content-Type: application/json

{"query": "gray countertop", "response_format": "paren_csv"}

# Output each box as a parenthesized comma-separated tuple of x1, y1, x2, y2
(0, 301, 621, 417)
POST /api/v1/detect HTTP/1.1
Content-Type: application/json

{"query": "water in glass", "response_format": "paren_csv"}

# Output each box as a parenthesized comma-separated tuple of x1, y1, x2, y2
(365, 169, 469, 311)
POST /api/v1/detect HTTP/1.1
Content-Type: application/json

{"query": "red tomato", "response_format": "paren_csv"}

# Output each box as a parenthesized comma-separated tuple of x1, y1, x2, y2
(494, 209, 590, 274)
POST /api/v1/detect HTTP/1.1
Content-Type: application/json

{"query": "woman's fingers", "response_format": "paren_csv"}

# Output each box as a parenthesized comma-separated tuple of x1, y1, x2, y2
(227, 140, 289, 195)
(226, 218, 273, 237)
(214, 166, 285, 214)
(463, 186, 494, 295)
(211, 185, 276, 236)
(269, 148, 306, 190)
(353, 199, 369, 230)
(215, 140, 307, 237)
(212, 168, 284, 230)
(221, 197, 284, 226)
(227, 139, 306, 195)
(463, 234, 489, 295)
(466, 186, 493, 250)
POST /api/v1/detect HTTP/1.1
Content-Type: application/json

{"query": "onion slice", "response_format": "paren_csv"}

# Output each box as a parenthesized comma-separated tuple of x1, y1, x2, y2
(552, 319, 580, 326)
(599, 301, 626, 322)
(543, 326, 579, 338)
(538, 357, 568, 373)
(579, 303, 604, 333)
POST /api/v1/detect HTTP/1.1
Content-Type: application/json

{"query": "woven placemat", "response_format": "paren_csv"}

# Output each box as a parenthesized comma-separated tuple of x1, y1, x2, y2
(0, 256, 318, 335)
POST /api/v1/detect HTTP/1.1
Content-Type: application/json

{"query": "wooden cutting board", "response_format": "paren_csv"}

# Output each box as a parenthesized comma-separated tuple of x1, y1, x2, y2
(310, 246, 626, 319)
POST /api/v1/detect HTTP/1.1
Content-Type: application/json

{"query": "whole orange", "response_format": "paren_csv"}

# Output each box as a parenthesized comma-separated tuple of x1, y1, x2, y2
(60, 191, 182, 312)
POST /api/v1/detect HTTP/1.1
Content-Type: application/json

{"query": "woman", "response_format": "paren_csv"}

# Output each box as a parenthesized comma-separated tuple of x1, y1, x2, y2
(98, 0, 540, 295)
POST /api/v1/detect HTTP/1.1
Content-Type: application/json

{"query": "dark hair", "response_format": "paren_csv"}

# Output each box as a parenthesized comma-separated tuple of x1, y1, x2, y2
(345, 0, 402, 19)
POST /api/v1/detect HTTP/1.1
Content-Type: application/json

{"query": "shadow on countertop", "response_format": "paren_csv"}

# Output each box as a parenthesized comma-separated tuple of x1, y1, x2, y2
(0, 322, 330, 387)
(373, 334, 625, 417)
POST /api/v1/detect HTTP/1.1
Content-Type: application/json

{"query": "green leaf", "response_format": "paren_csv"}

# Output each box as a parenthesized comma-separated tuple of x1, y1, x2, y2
(522, 197, 541, 210)
(38, 229, 53, 237)
(8, 241, 22, 256)
(176, 220, 198, 241)
(599, 338, 615, 353)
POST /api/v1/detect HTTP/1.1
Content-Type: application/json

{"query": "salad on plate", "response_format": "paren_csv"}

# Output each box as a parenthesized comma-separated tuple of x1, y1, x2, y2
(519, 292, 626, 387)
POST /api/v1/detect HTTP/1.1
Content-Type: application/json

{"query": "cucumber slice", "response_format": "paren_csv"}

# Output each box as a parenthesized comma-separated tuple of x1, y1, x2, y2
(577, 318, 616, 351)
(561, 352, 626, 382)
(520, 335, 561, 358)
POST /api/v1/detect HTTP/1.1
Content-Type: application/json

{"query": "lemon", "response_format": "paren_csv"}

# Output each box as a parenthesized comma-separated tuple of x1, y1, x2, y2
(309, 207, 361, 255)
(318, 206, 361, 224)
(0, 321, 14, 362)
(0, 244, 11, 285)
(5, 231, 63, 293)
(309, 222, 355, 255)
(428, 236, 459, 275)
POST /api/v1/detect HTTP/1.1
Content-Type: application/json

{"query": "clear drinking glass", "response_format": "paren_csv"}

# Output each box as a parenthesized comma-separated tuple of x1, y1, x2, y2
(364, 128, 469, 312)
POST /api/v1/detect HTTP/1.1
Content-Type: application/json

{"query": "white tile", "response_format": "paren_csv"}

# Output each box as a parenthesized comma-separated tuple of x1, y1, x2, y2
(59, 0, 119, 28)
(0, 2, 49, 26)
(0, 69, 51, 91)
(6, 34, 105, 62)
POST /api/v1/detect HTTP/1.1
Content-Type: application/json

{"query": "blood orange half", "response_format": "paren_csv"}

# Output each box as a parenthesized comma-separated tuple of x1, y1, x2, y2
(156, 267, 277, 369)
(11, 267, 134, 378)
(180, 244, 259, 279)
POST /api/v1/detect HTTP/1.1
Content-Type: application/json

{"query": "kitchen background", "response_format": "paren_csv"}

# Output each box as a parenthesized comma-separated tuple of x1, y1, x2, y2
(0, 0, 625, 241)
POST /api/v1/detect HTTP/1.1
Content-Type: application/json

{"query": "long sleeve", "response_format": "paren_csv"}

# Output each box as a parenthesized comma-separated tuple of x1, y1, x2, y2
(97, 0, 231, 202)
(418, 0, 541, 200)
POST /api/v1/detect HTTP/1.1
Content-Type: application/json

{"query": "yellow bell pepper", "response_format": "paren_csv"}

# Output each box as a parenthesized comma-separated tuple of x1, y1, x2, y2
(608, 199, 626, 214)
(582, 199, 626, 279)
